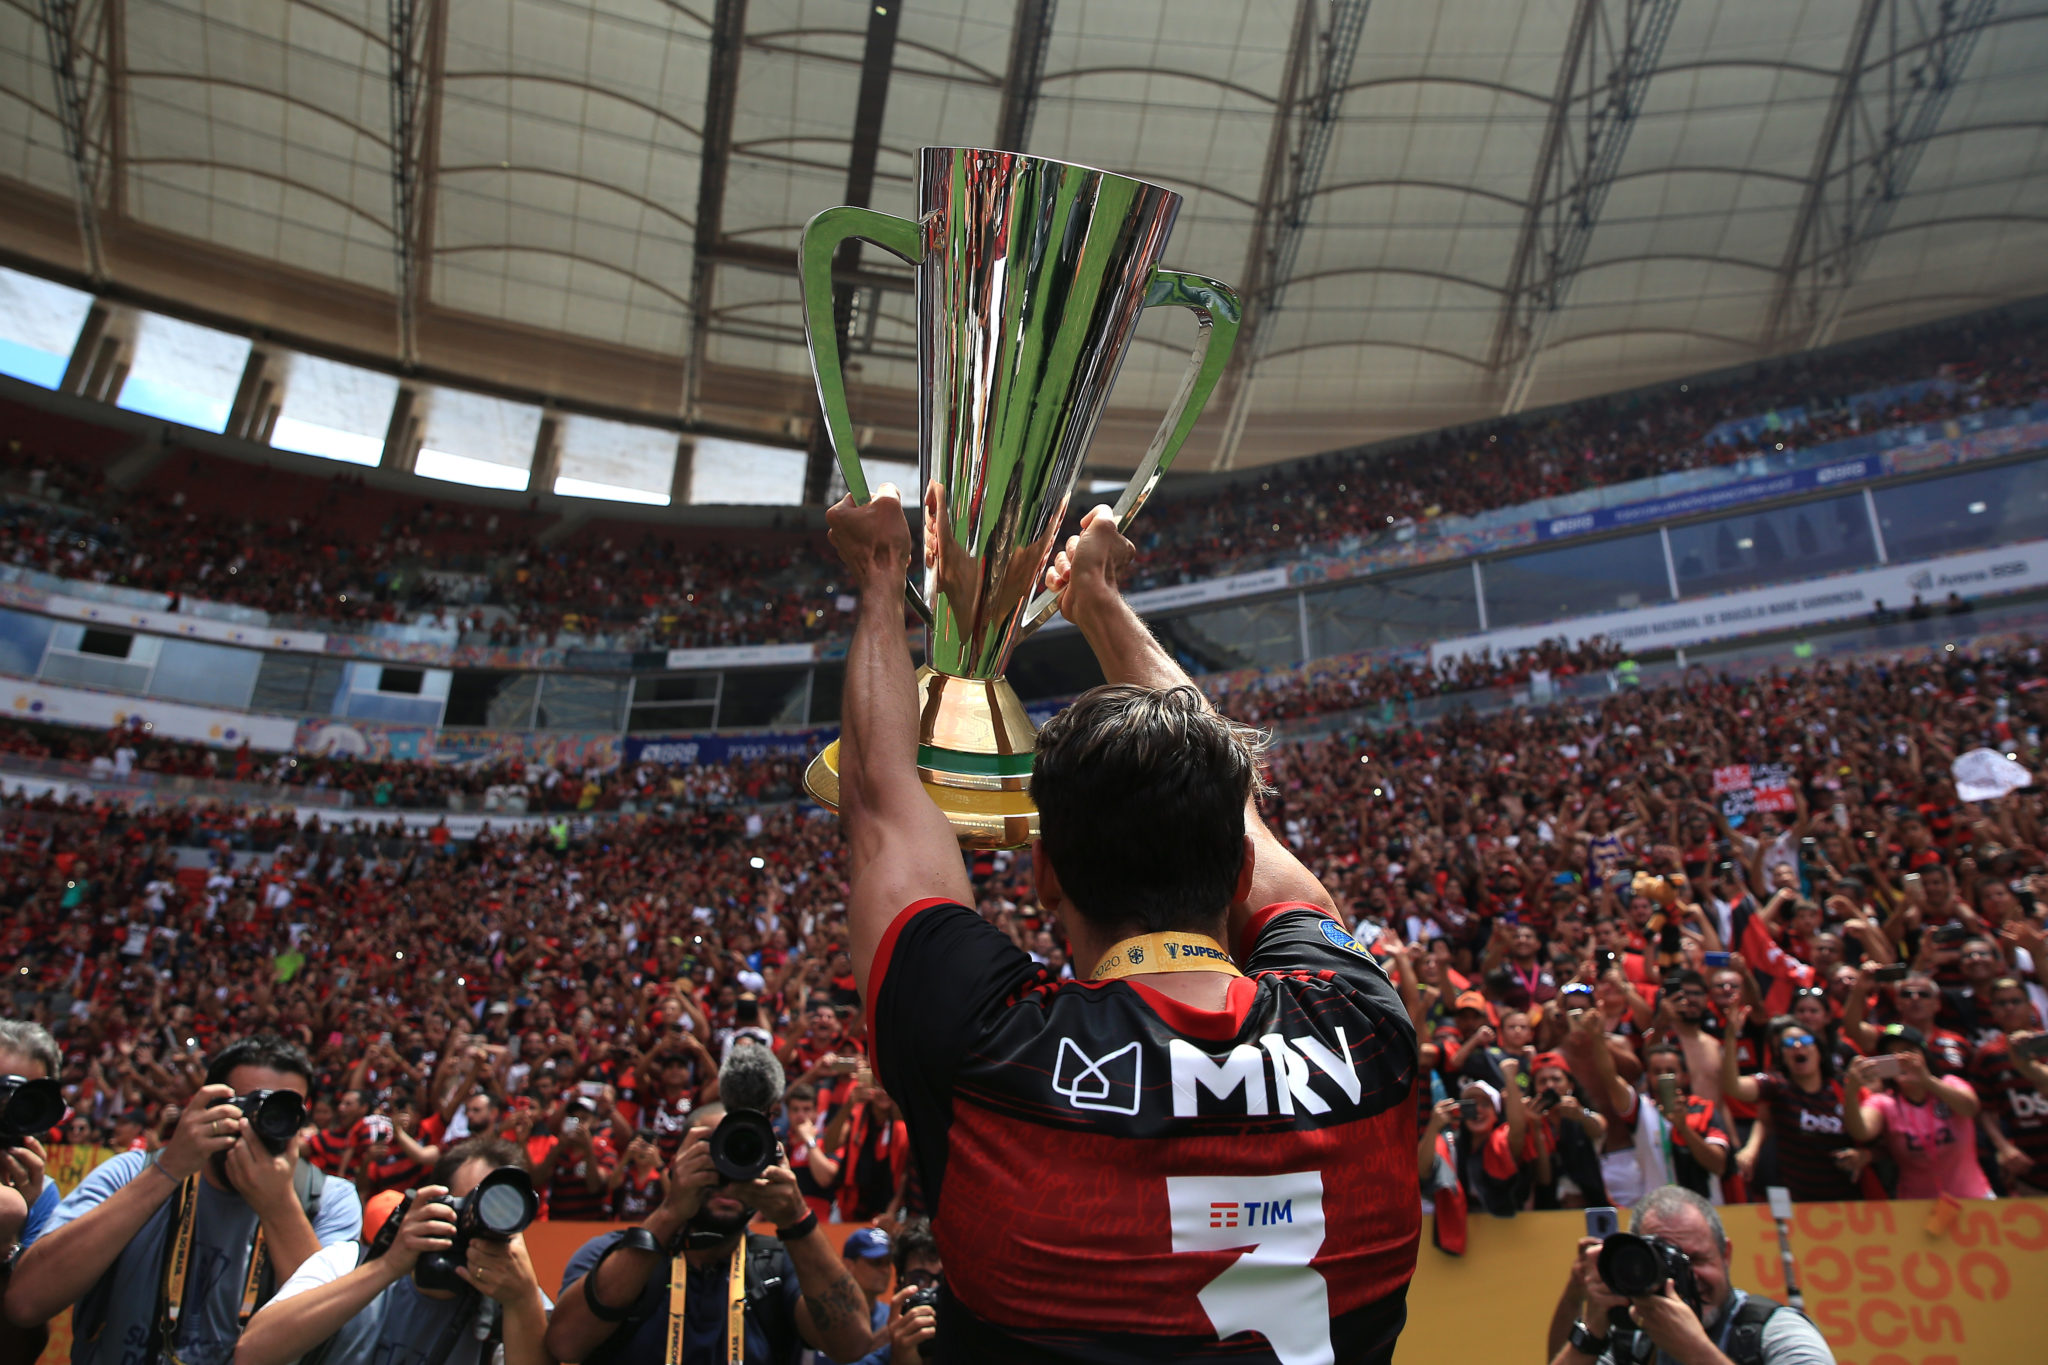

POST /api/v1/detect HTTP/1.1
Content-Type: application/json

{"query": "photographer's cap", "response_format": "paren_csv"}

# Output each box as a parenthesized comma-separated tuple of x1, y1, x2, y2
(843, 1227, 891, 1260)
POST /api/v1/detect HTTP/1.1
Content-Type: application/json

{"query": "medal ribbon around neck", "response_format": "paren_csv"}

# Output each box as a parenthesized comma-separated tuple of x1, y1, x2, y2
(1090, 932, 1242, 981)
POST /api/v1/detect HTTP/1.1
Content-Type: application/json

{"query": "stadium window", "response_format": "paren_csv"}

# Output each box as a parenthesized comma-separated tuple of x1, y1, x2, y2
(554, 413, 675, 505)
(269, 352, 400, 466)
(0, 267, 93, 388)
(413, 387, 541, 491)
(77, 628, 135, 659)
(826, 457, 918, 502)
(116, 311, 252, 432)
(378, 667, 426, 695)
(689, 436, 807, 505)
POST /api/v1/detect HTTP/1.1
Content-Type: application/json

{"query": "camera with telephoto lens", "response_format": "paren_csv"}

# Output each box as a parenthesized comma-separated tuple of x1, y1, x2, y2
(1597, 1232, 1702, 1314)
(415, 1165, 540, 1293)
(708, 1108, 778, 1184)
(231, 1089, 307, 1154)
(0, 1075, 65, 1149)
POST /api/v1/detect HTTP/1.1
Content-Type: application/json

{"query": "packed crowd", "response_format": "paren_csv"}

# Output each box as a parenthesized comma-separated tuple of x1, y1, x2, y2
(1207, 635, 1628, 727)
(6, 309, 2047, 652)
(0, 717, 805, 814)
(0, 633, 2034, 1247)
(1127, 310, 2048, 586)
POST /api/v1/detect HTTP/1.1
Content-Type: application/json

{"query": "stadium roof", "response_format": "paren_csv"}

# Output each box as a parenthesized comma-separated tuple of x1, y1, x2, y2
(4, 0, 2048, 476)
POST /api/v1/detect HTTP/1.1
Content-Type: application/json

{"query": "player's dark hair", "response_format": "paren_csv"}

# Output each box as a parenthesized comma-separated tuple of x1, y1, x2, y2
(1031, 684, 1266, 936)
(204, 1033, 313, 1088)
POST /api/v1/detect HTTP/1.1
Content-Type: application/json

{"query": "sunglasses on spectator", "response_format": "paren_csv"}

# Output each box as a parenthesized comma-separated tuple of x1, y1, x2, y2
(1779, 1032, 1816, 1048)
(1794, 987, 1828, 1000)
(1896, 988, 1938, 1000)
(1959, 948, 1997, 960)
(1991, 995, 2030, 1009)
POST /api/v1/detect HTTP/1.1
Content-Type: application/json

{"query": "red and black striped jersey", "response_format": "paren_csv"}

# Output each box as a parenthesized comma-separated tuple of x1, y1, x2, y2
(1972, 1035, 2048, 1165)
(870, 900, 1420, 1364)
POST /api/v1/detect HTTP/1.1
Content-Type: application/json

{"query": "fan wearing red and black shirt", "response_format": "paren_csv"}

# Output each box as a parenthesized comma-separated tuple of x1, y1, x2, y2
(303, 1088, 368, 1179)
(830, 493, 1420, 1365)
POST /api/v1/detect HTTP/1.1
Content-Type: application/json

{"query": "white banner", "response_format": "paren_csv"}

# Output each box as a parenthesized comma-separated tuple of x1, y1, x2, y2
(48, 593, 328, 653)
(1430, 539, 2048, 665)
(0, 676, 301, 750)
(289, 809, 554, 836)
(1039, 566, 1294, 632)
(665, 642, 818, 670)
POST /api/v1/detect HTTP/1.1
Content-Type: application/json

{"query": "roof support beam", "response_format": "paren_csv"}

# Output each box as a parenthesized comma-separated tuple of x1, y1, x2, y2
(803, 0, 901, 506)
(684, 0, 748, 418)
(1764, 0, 1997, 354)
(1487, 0, 1680, 414)
(993, 0, 1057, 152)
(1210, 0, 1371, 472)
(38, 0, 116, 281)
(386, 0, 447, 367)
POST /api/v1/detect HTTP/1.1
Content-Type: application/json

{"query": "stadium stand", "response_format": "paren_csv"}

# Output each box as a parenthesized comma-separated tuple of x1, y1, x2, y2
(2, 309, 2045, 652)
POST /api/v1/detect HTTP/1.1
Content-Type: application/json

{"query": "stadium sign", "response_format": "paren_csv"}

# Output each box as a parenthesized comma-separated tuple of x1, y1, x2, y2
(1429, 538, 2048, 664)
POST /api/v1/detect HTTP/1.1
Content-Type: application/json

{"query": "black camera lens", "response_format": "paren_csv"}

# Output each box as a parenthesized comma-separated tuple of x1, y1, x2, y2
(234, 1089, 307, 1154)
(0, 1076, 64, 1147)
(416, 1166, 538, 1293)
(708, 1109, 777, 1183)
(1597, 1231, 1699, 1310)
(1598, 1232, 1665, 1297)
(474, 1175, 538, 1236)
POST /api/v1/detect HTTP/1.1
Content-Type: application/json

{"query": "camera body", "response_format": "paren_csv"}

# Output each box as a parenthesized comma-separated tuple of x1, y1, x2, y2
(708, 1108, 778, 1184)
(231, 1089, 307, 1155)
(905, 1285, 941, 1313)
(415, 1165, 540, 1293)
(1598, 1232, 1702, 1315)
(0, 1074, 64, 1149)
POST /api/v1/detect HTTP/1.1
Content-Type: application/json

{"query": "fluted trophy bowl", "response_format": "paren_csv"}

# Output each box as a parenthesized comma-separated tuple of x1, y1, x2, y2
(798, 146, 1240, 848)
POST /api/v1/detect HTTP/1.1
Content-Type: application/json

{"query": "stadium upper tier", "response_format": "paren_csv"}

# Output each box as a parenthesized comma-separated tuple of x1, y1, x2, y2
(2, 305, 2044, 653)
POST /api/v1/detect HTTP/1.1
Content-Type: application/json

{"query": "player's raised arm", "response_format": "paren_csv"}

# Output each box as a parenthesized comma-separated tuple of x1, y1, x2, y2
(827, 484, 974, 996)
(1044, 506, 1338, 944)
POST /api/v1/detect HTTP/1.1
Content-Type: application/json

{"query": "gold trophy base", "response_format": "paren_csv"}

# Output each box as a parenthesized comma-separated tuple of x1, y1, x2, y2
(804, 666, 1040, 849)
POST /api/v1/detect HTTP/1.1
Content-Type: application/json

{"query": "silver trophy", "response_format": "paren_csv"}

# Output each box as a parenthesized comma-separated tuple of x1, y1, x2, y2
(799, 147, 1241, 848)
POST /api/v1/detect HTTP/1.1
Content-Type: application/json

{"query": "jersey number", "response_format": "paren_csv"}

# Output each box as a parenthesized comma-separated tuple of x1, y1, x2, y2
(1167, 1172, 1333, 1365)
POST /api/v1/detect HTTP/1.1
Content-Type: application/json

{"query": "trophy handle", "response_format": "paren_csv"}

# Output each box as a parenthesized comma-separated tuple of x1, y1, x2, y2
(798, 205, 932, 623)
(1016, 269, 1242, 637)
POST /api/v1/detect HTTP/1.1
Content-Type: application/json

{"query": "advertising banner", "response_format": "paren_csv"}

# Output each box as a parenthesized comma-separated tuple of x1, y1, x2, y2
(436, 730, 622, 768)
(664, 642, 819, 670)
(0, 675, 299, 750)
(294, 719, 438, 760)
(1430, 538, 2048, 665)
(622, 729, 828, 766)
(1533, 457, 1880, 540)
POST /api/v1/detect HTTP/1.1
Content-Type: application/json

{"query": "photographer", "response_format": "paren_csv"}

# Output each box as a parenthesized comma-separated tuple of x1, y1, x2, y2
(0, 1020, 61, 1251)
(845, 1217, 943, 1365)
(0, 1019, 62, 1364)
(1552, 1185, 1834, 1365)
(3, 1034, 363, 1365)
(543, 1105, 873, 1365)
(235, 1136, 549, 1365)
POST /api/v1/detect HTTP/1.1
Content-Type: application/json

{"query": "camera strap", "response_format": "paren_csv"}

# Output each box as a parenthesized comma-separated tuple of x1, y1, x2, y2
(664, 1238, 747, 1365)
(236, 1227, 271, 1327)
(1090, 932, 1241, 981)
(154, 1172, 202, 1354)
